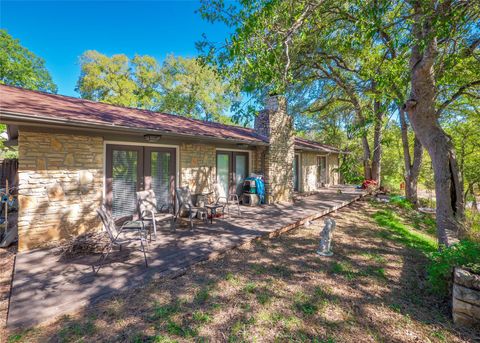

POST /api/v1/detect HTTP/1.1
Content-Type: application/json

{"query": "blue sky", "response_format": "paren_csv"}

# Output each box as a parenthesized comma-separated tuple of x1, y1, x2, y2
(1, 1, 229, 96)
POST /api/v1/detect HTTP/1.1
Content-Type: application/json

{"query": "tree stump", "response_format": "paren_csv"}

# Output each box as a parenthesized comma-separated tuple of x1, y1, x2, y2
(317, 218, 336, 256)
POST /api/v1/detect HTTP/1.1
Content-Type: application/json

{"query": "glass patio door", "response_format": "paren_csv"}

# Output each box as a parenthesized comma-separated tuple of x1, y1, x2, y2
(293, 155, 300, 191)
(216, 152, 230, 198)
(144, 147, 176, 210)
(216, 151, 249, 198)
(106, 144, 176, 219)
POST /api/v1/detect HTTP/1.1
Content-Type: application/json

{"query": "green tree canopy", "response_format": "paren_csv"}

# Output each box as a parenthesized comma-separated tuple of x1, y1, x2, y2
(0, 29, 57, 93)
(76, 51, 233, 122)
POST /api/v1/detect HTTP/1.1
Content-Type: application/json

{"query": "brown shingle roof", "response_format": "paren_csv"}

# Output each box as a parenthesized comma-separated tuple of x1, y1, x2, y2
(0, 84, 342, 153)
(0, 84, 268, 144)
(294, 137, 342, 153)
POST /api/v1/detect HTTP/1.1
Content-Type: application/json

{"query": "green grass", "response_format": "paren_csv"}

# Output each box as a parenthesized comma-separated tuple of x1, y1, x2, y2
(192, 310, 212, 324)
(361, 252, 387, 264)
(165, 320, 197, 338)
(151, 303, 180, 321)
(228, 316, 256, 341)
(331, 261, 356, 280)
(249, 263, 267, 275)
(194, 286, 211, 304)
(256, 287, 273, 305)
(243, 282, 257, 294)
(7, 334, 24, 343)
(57, 319, 96, 342)
(361, 266, 387, 280)
(373, 209, 437, 254)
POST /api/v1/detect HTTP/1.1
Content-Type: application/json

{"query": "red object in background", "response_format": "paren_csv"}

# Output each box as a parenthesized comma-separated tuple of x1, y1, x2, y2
(400, 182, 405, 190)
(362, 179, 378, 189)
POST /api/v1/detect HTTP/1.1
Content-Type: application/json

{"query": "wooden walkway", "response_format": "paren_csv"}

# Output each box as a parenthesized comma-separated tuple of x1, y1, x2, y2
(7, 186, 364, 328)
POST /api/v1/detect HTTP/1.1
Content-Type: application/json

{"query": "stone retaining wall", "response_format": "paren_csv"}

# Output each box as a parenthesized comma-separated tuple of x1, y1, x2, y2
(453, 267, 480, 327)
(17, 130, 103, 251)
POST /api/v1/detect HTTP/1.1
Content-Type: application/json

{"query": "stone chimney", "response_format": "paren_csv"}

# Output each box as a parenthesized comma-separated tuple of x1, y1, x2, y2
(254, 95, 294, 203)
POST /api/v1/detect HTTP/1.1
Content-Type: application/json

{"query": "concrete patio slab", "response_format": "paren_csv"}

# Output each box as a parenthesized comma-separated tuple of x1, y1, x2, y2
(7, 186, 365, 328)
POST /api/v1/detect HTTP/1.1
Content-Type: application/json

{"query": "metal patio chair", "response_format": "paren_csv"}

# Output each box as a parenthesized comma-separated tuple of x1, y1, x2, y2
(175, 187, 207, 230)
(137, 190, 176, 240)
(94, 204, 149, 274)
(214, 183, 241, 216)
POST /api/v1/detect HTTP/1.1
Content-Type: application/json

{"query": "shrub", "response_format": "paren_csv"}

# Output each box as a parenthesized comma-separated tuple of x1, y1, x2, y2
(427, 240, 480, 295)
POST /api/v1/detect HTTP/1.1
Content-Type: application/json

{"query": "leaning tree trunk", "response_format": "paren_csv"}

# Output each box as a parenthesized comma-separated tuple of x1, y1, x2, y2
(399, 106, 423, 205)
(406, 3, 465, 246)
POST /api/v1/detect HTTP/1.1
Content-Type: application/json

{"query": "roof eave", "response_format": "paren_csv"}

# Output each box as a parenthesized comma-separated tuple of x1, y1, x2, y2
(0, 111, 269, 146)
(294, 146, 342, 154)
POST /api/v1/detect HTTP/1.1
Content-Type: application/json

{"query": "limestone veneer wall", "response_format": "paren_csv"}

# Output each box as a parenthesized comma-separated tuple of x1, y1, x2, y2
(299, 152, 340, 192)
(18, 130, 103, 251)
(179, 143, 216, 194)
(328, 154, 339, 185)
(301, 152, 317, 192)
(255, 96, 294, 203)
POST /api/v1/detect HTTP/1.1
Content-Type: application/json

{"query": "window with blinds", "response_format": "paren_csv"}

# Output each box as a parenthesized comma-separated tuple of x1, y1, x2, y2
(150, 151, 171, 208)
(112, 150, 138, 218)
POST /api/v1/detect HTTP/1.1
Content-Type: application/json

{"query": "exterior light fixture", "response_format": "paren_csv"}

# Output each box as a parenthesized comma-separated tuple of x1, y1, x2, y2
(144, 134, 162, 142)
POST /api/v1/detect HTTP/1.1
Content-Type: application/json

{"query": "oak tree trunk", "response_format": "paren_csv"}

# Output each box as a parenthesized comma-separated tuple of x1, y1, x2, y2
(361, 134, 372, 180)
(399, 106, 423, 205)
(371, 101, 383, 184)
(406, 3, 465, 246)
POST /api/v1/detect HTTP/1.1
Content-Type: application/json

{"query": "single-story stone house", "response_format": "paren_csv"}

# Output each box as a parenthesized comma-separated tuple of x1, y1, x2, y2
(0, 84, 343, 251)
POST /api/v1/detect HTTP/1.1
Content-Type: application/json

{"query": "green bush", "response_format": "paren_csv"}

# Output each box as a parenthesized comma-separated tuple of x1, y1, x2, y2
(427, 240, 480, 295)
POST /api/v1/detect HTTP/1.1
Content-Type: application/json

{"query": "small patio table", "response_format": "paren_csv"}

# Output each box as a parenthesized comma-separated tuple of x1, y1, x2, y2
(204, 204, 225, 224)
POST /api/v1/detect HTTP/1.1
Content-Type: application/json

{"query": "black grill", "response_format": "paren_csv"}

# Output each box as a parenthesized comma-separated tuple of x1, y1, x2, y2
(243, 179, 257, 194)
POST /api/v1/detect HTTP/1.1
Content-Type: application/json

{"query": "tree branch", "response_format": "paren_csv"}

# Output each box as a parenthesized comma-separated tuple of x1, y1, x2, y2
(436, 80, 480, 117)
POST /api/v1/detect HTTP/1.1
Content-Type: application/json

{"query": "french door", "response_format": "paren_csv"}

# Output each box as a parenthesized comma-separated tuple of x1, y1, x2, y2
(216, 151, 249, 198)
(105, 144, 176, 218)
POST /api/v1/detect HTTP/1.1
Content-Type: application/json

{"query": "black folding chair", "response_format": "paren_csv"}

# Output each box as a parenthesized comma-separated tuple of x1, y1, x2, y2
(94, 205, 149, 274)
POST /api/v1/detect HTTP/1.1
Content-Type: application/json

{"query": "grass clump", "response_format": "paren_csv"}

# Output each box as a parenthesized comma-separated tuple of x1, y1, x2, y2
(194, 286, 211, 304)
(331, 261, 356, 280)
(57, 318, 96, 342)
(192, 310, 212, 324)
(256, 287, 273, 305)
(165, 320, 197, 338)
(151, 303, 179, 321)
(243, 282, 257, 294)
(361, 252, 386, 264)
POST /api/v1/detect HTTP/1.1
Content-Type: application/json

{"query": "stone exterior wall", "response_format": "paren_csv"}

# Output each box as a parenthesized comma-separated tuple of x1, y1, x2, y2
(252, 146, 266, 174)
(301, 152, 317, 192)
(179, 143, 216, 194)
(254, 96, 294, 203)
(299, 152, 340, 192)
(328, 154, 339, 185)
(17, 130, 103, 251)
